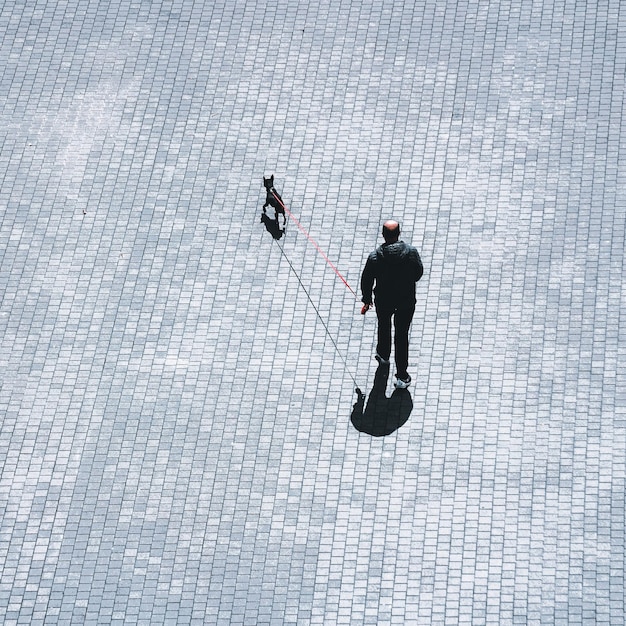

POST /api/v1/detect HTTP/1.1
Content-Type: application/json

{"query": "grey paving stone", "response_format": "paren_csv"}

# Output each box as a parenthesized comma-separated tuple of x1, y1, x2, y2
(1, 0, 625, 624)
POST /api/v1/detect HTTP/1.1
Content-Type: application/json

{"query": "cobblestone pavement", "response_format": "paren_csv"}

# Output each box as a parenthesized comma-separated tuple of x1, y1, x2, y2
(1, 0, 625, 624)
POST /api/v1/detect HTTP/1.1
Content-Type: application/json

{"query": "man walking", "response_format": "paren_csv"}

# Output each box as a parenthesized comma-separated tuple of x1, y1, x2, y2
(361, 220, 424, 388)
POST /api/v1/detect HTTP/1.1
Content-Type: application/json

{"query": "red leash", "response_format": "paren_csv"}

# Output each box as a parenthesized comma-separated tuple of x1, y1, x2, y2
(272, 190, 358, 298)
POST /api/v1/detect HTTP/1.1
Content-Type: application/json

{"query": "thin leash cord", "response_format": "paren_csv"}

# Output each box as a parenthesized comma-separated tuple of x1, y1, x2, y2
(273, 237, 360, 389)
(272, 190, 358, 299)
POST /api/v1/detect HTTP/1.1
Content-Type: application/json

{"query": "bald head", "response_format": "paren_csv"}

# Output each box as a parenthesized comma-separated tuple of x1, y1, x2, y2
(382, 220, 400, 243)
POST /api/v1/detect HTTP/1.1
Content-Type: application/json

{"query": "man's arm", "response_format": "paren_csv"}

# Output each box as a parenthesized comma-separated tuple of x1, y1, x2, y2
(412, 248, 424, 283)
(360, 253, 376, 305)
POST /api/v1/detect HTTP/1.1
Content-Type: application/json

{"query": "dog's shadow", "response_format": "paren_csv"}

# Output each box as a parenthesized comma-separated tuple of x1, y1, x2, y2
(351, 364, 413, 436)
(260, 212, 285, 240)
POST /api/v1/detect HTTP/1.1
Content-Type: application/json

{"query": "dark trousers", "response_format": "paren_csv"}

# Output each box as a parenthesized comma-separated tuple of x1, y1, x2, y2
(376, 304, 415, 378)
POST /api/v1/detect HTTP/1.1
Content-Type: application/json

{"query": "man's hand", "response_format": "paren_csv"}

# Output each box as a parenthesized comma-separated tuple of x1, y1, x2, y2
(361, 303, 372, 314)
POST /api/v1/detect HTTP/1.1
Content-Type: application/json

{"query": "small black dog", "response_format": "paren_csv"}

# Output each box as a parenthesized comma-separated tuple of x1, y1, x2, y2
(263, 175, 286, 225)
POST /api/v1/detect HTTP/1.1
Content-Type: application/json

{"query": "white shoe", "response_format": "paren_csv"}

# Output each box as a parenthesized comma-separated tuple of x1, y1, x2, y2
(394, 375, 411, 389)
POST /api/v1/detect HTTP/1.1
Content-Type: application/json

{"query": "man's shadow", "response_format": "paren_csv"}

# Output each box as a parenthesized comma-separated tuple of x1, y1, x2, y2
(351, 364, 413, 436)
(260, 212, 285, 240)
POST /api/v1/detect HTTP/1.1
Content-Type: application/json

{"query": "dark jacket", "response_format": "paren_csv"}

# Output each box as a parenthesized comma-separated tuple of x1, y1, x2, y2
(361, 241, 424, 307)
